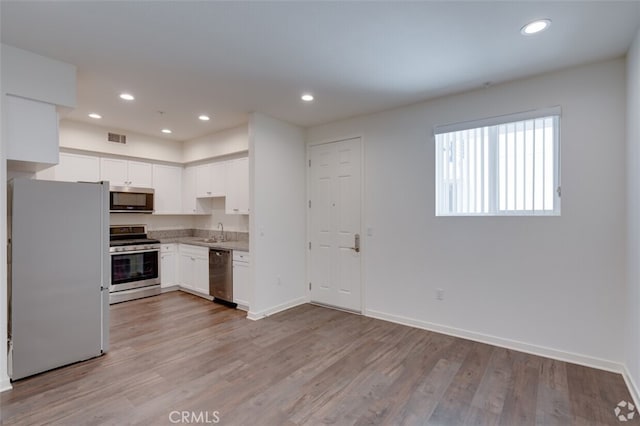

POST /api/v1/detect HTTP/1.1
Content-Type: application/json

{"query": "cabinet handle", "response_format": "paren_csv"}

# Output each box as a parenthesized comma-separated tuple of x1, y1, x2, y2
(350, 233, 360, 253)
(233, 208, 239, 212)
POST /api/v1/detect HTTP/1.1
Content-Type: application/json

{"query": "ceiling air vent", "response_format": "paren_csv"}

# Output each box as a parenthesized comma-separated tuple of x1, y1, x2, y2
(107, 132, 127, 144)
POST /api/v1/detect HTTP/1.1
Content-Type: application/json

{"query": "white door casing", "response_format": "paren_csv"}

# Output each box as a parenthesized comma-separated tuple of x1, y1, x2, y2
(309, 137, 362, 312)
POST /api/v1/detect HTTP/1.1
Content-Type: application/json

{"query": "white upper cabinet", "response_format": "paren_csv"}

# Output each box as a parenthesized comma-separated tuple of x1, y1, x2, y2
(225, 157, 249, 215)
(153, 164, 183, 214)
(100, 158, 127, 186)
(195, 162, 226, 198)
(210, 162, 226, 196)
(182, 166, 197, 213)
(128, 161, 153, 187)
(182, 166, 211, 214)
(36, 152, 100, 183)
(100, 158, 153, 188)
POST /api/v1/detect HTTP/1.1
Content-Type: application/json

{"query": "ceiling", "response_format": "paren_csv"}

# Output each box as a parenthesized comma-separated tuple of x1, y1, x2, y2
(1, 1, 639, 142)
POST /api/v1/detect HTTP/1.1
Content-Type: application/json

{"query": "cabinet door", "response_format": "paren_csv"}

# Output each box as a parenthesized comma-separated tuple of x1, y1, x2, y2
(195, 164, 212, 198)
(233, 260, 250, 309)
(182, 166, 197, 213)
(57, 153, 100, 183)
(183, 166, 211, 214)
(161, 250, 177, 288)
(209, 162, 226, 197)
(193, 256, 210, 295)
(37, 152, 100, 183)
(178, 253, 195, 290)
(226, 157, 249, 214)
(127, 160, 153, 188)
(153, 164, 182, 214)
(100, 158, 128, 186)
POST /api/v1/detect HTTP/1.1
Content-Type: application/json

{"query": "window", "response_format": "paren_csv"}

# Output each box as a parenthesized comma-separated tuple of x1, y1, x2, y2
(435, 107, 561, 216)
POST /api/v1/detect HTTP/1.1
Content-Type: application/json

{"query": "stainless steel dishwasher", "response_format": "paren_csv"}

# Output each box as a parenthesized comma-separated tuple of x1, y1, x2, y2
(209, 249, 235, 307)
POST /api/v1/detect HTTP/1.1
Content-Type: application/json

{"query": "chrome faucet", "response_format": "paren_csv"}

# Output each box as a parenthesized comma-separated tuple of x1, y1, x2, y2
(218, 222, 224, 241)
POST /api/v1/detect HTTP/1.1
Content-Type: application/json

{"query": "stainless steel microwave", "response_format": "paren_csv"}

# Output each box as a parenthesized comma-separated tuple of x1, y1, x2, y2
(109, 186, 154, 213)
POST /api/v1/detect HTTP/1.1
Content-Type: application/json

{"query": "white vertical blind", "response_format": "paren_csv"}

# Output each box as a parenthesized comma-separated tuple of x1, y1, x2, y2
(435, 112, 560, 216)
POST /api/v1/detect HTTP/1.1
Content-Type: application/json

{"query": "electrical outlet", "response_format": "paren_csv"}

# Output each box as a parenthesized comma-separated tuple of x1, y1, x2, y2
(436, 288, 444, 301)
(277, 275, 282, 286)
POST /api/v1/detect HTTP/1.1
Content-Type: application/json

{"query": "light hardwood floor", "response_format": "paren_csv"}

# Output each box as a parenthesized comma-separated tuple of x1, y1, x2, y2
(1, 291, 637, 425)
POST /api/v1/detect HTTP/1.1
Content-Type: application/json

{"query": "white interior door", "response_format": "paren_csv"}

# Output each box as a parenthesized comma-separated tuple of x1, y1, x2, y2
(309, 137, 362, 312)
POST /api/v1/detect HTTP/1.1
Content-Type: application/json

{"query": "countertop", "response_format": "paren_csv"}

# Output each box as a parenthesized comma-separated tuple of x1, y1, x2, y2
(159, 237, 249, 252)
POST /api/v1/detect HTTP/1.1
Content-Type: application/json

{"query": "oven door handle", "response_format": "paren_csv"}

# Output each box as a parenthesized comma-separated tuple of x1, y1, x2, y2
(110, 248, 160, 255)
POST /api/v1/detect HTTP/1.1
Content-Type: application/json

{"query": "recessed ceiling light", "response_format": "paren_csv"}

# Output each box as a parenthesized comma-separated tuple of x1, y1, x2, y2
(119, 93, 135, 101)
(198, 115, 210, 121)
(521, 19, 551, 35)
(88, 113, 102, 119)
(161, 129, 172, 134)
(301, 93, 314, 102)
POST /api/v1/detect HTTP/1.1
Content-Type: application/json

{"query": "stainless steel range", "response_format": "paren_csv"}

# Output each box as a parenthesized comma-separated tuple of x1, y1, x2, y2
(109, 225, 161, 304)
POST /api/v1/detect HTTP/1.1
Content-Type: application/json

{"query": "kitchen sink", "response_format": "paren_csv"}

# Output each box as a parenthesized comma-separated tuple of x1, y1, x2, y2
(198, 238, 225, 243)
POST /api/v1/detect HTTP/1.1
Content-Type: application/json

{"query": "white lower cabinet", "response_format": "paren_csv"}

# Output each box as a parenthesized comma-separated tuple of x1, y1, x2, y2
(178, 244, 209, 296)
(160, 244, 178, 288)
(233, 251, 250, 310)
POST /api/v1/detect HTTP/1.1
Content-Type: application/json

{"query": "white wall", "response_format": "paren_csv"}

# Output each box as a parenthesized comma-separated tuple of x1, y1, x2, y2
(193, 198, 249, 232)
(249, 113, 306, 318)
(109, 213, 194, 231)
(0, 46, 11, 392)
(626, 28, 640, 403)
(60, 120, 183, 163)
(308, 59, 627, 368)
(182, 125, 248, 164)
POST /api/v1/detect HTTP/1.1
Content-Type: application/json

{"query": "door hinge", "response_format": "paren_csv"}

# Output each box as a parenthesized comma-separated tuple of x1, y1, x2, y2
(308, 200, 311, 208)
(309, 282, 312, 290)
(308, 241, 312, 250)
(557, 186, 562, 197)
(308, 159, 311, 167)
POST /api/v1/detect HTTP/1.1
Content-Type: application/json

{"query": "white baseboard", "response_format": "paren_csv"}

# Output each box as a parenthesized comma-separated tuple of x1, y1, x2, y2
(0, 377, 12, 393)
(622, 365, 640, 409)
(178, 288, 213, 301)
(366, 309, 624, 374)
(247, 296, 307, 321)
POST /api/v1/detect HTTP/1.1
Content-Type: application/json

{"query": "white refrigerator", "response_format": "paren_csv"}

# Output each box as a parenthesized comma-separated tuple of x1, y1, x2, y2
(8, 178, 110, 380)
